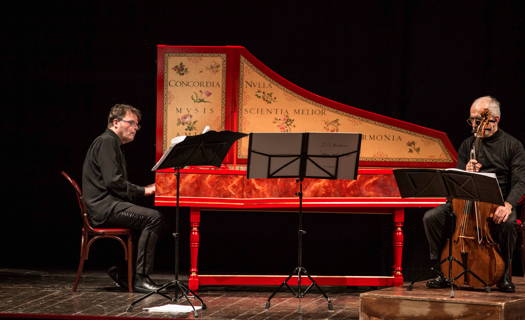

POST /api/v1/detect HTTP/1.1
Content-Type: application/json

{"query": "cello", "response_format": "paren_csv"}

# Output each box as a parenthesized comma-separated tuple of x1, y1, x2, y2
(440, 109, 505, 289)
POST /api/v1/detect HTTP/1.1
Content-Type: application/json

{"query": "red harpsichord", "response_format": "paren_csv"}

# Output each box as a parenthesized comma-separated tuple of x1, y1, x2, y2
(154, 45, 456, 290)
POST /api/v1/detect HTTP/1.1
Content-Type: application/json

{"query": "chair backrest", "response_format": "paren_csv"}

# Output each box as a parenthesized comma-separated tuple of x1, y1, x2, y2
(61, 171, 95, 231)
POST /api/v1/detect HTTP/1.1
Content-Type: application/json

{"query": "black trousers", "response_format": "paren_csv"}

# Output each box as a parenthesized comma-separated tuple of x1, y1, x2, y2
(103, 205, 166, 276)
(422, 202, 517, 272)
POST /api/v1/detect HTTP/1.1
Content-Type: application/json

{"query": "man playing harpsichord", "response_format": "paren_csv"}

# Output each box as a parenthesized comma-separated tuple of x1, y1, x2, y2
(82, 104, 166, 293)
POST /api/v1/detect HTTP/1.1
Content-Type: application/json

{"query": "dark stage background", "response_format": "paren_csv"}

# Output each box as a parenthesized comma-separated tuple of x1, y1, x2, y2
(3, 1, 525, 281)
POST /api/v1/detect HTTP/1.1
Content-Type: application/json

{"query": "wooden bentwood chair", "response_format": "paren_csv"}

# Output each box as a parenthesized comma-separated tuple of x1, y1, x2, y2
(61, 171, 134, 292)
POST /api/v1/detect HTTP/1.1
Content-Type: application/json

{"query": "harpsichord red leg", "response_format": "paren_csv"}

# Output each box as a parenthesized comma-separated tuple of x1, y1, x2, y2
(392, 208, 405, 286)
(189, 207, 201, 291)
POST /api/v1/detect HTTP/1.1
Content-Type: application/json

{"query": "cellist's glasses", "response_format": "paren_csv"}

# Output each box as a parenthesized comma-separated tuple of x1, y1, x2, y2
(466, 117, 496, 126)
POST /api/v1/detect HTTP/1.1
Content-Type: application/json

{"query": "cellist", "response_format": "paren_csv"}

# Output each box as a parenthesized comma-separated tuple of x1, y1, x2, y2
(423, 96, 525, 292)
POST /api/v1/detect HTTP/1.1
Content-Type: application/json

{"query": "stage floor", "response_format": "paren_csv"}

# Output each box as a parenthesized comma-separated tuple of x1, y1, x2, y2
(1, 268, 525, 319)
(0, 268, 361, 319)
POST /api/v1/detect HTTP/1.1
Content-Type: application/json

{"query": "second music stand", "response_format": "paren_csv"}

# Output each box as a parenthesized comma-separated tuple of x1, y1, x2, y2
(247, 132, 361, 310)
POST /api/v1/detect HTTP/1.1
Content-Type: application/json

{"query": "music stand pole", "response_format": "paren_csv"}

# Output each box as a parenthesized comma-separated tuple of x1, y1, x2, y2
(127, 168, 207, 316)
(264, 179, 333, 311)
(297, 178, 305, 294)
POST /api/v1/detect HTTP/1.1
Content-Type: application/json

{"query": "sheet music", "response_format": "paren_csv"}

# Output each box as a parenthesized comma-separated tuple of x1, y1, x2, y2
(144, 304, 202, 313)
(442, 168, 503, 205)
(152, 125, 211, 171)
(444, 168, 497, 179)
(170, 135, 187, 145)
(152, 140, 182, 171)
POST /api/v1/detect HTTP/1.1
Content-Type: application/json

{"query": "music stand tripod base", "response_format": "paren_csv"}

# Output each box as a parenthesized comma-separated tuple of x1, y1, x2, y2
(126, 278, 207, 316)
(264, 266, 333, 311)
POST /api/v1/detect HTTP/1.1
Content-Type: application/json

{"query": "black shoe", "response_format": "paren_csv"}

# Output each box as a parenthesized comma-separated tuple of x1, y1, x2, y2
(107, 266, 128, 290)
(426, 275, 450, 289)
(497, 275, 516, 293)
(134, 274, 163, 293)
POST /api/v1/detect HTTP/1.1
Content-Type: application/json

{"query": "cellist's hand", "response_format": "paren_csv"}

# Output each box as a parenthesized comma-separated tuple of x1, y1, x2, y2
(466, 159, 482, 172)
(493, 202, 512, 224)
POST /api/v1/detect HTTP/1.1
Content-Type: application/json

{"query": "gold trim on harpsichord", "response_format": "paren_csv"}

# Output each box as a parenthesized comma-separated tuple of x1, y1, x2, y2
(155, 200, 442, 205)
(162, 53, 227, 152)
(155, 199, 302, 206)
(237, 57, 453, 164)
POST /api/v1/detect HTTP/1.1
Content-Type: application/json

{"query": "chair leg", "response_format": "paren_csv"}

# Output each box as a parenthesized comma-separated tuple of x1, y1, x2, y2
(73, 235, 87, 291)
(127, 235, 134, 293)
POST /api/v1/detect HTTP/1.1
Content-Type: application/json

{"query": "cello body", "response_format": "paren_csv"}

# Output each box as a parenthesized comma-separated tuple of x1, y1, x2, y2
(440, 198, 505, 288)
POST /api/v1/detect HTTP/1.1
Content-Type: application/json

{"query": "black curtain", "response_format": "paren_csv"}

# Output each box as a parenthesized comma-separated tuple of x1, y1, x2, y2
(4, 0, 524, 278)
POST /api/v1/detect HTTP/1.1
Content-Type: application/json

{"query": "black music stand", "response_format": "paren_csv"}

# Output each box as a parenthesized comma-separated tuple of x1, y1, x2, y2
(393, 168, 504, 297)
(247, 132, 361, 311)
(127, 130, 247, 316)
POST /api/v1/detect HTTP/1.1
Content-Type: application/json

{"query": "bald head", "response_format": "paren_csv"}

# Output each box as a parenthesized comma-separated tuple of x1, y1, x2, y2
(469, 96, 500, 137)
(470, 96, 500, 117)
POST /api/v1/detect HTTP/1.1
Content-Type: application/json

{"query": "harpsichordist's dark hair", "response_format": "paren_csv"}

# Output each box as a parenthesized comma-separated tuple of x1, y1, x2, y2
(107, 104, 142, 127)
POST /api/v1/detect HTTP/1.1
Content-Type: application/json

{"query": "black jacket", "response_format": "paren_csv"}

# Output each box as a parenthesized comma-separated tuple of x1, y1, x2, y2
(82, 129, 145, 225)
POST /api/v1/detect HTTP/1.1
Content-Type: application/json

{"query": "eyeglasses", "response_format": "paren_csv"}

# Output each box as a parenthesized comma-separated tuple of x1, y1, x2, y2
(120, 119, 141, 129)
(466, 117, 496, 126)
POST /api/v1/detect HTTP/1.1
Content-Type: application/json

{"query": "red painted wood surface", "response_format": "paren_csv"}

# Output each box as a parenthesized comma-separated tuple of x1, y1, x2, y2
(156, 168, 398, 203)
(155, 167, 444, 208)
